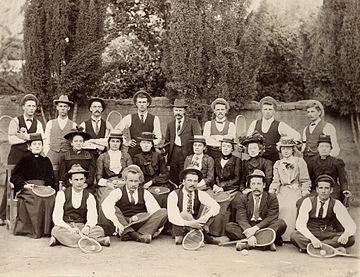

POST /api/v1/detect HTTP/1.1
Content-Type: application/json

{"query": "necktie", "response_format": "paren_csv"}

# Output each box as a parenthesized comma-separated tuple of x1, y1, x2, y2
(254, 196, 260, 221)
(187, 192, 193, 214)
(177, 119, 181, 133)
(318, 201, 325, 218)
(93, 120, 100, 135)
(129, 192, 135, 204)
(140, 114, 144, 124)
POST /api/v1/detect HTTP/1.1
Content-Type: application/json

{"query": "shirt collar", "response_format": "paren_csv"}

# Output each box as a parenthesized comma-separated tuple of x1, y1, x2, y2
(72, 188, 83, 195)
(317, 196, 330, 205)
(91, 116, 102, 122)
(23, 114, 34, 121)
(58, 116, 68, 122)
(138, 111, 148, 118)
(262, 117, 274, 124)
(215, 118, 227, 123)
(311, 118, 321, 126)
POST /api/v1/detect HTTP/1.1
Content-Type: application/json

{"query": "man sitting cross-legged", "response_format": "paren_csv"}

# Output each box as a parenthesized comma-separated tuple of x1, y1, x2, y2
(290, 174, 356, 253)
(102, 165, 167, 243)
(167, 168, 220, 245)
(226, 169, 287, 251)
(50, 164, 110, 247)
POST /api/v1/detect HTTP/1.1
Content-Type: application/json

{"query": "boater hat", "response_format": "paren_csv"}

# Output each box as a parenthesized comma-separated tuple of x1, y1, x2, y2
(315, 174, 335, 187)
(211, 98, 230, 111)
(219, 135, 237, 144)
(53, 95, 73, 105)
(108, 129, 123, 140)
(190, 135, 207, 145)
(133, 89, 152, 105)
(172, 98, 188, 108)
(64, 126, 91, 141)
(88, 97, 106, 110)
(21, 94, 39, 106)
(65, 164, 89, 178)
(137, 132, 157, 141)
(276, 137, 297, 150)
(179, 167, 203, 182)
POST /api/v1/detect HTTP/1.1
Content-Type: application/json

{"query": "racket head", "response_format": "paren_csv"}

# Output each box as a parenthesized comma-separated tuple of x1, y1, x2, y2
(254, 228, 276, 247)
(307, 243, 336, 258)
(78, 237, 102, 254)
(213, 191, 231, 203)
(182, 229, 204, 251)
(106, 111, 122, 129)
(126, 212, 151, 228)
(32, 186, 56, 198)
(235, 115, 247, 139)
(148, 186, 170, 195)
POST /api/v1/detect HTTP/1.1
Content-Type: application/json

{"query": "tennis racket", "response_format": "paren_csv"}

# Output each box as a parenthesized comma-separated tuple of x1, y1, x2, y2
(148, 186, 170, 195)
(106, 110, 122, 130)
(235, 115, 247, 142)
(207, 191, 231, 203)
(219, 228, 275, 247)
(307, 243, 359, 259)
(31, 185, 56, 198)
(182, 229, 204, 251)
(78, 233, 102, 254)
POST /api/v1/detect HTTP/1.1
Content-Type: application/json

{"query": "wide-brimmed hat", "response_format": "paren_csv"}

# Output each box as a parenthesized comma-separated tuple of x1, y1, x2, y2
(190, 135, 206, 145)
(133, 90, 152, 105)
(315, 174, 335, 187)
(219, 135, 237, 145)
(305, 100, 325, 117)
(121, 165, 145, 183)
(259, 96, 278, 109)
(240, 132, 264, 146)
(137, 132, 157, 141)
(53, 95, 73, 105)
(64, 126, 91, 141)
(172, 98, 188, 108)
(21, 94, 39, 106)
(65, 164, 89, 178)
(276, 137, 297, 150)
(108, 129, 123, 140)
(246, 169, 266, 181)
(211, 98, 230, 111)
(317, 134, 332, 146)
(28, 133, 43, 142)
(88, 97, 106, 110)
(179, 167, 203, 182)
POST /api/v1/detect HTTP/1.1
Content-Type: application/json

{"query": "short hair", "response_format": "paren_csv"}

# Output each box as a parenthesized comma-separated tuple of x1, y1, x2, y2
(123, 168, 145, 183)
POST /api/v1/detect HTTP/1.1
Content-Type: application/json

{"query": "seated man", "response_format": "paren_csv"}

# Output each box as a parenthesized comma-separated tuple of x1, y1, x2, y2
(10, 133, 56, 238)
(167, 168, 220, 245)
(102, 165, 167, 243)
(226, 169, 286, 251)
(290, 175, 356, 253)
(50, 164, 110, 247)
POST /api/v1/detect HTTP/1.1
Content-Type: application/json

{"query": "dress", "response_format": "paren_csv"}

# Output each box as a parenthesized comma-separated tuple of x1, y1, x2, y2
(269, 156, 311, 241)
(10, 154, 56, 238)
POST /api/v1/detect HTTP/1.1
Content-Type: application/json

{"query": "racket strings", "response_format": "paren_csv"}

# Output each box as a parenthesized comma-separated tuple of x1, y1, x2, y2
(79, 238, 101, 252)
(183, 230, 203, 250)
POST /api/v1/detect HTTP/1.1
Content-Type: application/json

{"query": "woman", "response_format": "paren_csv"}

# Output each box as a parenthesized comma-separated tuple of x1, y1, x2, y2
(10, 133, 56, 238)
(269, 137, 311, 241)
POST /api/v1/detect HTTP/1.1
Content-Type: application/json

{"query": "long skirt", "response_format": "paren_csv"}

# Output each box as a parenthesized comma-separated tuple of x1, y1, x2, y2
(14, 189, 55, 238)
(277, 185, 302, 241)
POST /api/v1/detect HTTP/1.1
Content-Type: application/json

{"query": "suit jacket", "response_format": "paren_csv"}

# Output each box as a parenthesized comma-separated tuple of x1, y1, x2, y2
(234, 191, 279, 230)
(214, 155, 241, 191)
(96, 150, 132, 181)
(164, 116, 201, 164)
(184, 154, 214, 188)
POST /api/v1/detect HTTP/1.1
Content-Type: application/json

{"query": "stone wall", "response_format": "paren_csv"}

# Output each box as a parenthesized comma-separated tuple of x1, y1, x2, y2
(1, 94, 359, 204)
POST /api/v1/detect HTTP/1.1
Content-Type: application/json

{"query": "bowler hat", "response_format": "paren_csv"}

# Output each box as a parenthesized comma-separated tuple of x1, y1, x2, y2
(179, 167, 203, 182)
(259, 96, 278, 109)
(315, 174, 335, 187)
(240, 131, 264, 146)
(108, 129, 123, 140)
(133, 90, 152, 105)
(88, 97, 106, 110)
(137, 132, 157, 141)
(190, 135, 206, 145)
(21, 94, 39, 106)
(246, 169, 266, 181)
(317, 134, 332, 146)
(65, 164, 89, 178)
(172, 98, 188, 108)
(28, 133, 43, 142)
(211, 98, 230, 111)
(64, 126, 91, 141)
(53, 95, 73, 105)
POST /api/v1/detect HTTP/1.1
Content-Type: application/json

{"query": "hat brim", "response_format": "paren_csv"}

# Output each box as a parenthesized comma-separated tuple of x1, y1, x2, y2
(219, 139, 237, 144)
(247, 174, 266, 181)
(211, 100, 230, 111)
(137, 137, 155, 141)
(172, 104, 188, 108)
(54, 100, 74, 105)
(190, 139, 206, 144)
(179, 168, 203, 181)
(108, 134, 123, 139)
(64, 132, 91, 141)
(65, 170, 89, 179)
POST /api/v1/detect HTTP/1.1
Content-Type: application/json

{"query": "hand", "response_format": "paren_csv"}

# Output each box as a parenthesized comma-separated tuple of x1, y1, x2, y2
(69, 227, 80, 234)
(143, 181, 152, 189)
(268, 187, 277, 194)
(213, 185, 223, 194)
(337, 232, 350, 245)
(186, 220, 203, 229)
(125, 139, 137, 148)
(243, 226, 259, 238)
(81, 225, 90, 236)
(196, 179, 207, 190)
(114, 222, 125, 236)
(310, 236, 322, 248)
(301, 190, 311, 197)
(242, 188, 252, 195)
(106, 181, 115, 190)
(16, 131, 29, 141)
(343, 190, 352, 197)
(24, 183, 34, 190)
(247, 236, 257, 247)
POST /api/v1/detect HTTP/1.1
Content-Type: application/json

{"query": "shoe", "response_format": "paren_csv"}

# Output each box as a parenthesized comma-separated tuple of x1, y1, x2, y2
(275, 237, 284, 246)
(98, 236, 111, 247)
(0, 219, 5, 226)
(269, 243, 277, 251)
(209, 236, 230, 245)
(299, 248, 307, 254)
(236, 241, 248, 251)
(175, 236, 184, 245)
(138, 234, 152, 244)
(49, 236, 58, 247)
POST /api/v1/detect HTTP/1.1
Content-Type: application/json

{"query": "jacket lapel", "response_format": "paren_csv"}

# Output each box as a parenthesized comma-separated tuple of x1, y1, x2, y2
(259, 191, 268, 217)
(178, 116, 188, 135)
(247, 193, 254, 219)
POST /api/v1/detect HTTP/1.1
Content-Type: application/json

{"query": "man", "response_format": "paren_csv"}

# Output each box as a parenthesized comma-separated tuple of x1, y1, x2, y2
(79, 97, 111, 158)
(164, 98, 202, 186)
(115, 90, 162, 158)
(167, 168, 220, 245)
(302, 100, 340, 167)
(290, 175, 356, 253)
(308, 134, 351, 201)
(247, 96, 300, 163)
(203, 98, 236, 160)
(50, 164, 110, 248)
(225, 169, 287, 251)
(44, 95, 77, 167)
(102, 165, 167, 243)
(0, 94, 44, 226)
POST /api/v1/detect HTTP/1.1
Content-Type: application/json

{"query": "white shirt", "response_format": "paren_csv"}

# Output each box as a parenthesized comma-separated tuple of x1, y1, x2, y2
(296, 197, 356, 239)
(175, 118, 184, 146)
(8, 115, 44, 145)
(220, 158, 229, 168)
(247, 117, 301, 140)
(114, 112, 162, 145)
(102, 187, 161, 226)
(302, 118, 340, 157)
(203, 119, 236, 147)
(52, 189, 98, 228)
(167, 188, 220, 227)
(108, 150, 122, 175)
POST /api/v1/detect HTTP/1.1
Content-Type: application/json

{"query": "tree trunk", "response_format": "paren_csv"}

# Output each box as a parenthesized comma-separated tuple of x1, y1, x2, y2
(40, 106, 48, 125)
(72, 102, 78, 123)
(350, 113, 360, 154)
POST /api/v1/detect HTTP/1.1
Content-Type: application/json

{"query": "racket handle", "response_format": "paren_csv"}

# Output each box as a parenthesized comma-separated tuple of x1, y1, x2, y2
(219, 240, 238, 246)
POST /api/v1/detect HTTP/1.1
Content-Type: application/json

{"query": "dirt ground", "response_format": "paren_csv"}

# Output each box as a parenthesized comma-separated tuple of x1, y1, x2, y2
(0, 189, 359, 277)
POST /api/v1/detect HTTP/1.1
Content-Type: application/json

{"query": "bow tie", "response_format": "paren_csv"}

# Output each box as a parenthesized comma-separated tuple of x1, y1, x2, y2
(310, 123, 316, 126)
(26, 119, 33, 122)
(216, 121, 225, 124)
